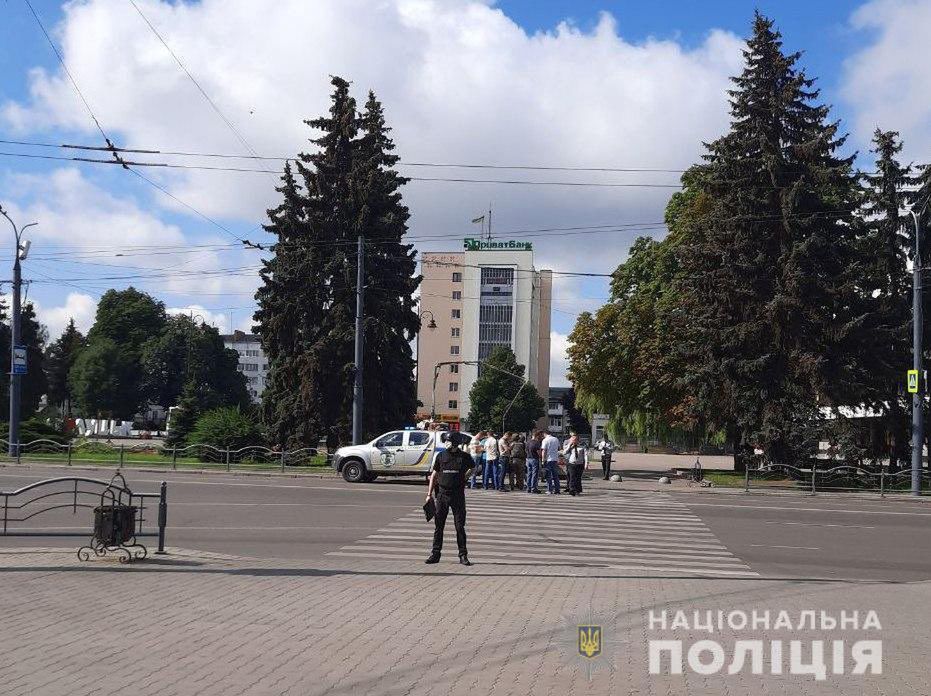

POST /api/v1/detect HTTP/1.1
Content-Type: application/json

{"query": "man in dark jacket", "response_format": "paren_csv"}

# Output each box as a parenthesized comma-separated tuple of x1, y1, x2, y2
(510, 435, 527, 491)
(425, 432, 474, 565)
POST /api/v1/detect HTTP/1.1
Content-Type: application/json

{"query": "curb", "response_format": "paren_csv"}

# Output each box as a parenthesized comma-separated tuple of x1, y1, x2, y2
(0, 460, 340, 480)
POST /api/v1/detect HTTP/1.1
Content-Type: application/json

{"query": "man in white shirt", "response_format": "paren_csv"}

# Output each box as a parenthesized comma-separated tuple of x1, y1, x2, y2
(540, 432, 561, 494)
(468, 431, 485, 489)
(482, 433, 499, 490)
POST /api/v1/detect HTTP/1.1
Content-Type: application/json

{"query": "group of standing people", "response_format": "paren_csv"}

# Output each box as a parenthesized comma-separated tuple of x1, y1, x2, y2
(424, 429, 618, 565)
(466, 430, 600, 497)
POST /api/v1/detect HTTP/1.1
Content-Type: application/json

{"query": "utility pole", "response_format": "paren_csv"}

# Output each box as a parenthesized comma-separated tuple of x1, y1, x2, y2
(0, 206, 36, 457)
(352, 235, 365, 445)
(913, 203, 929, 495)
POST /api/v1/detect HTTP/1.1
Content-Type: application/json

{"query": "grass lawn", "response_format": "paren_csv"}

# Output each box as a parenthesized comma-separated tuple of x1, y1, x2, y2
(0, 449, 330, 470)
(702, 470, 798, 488)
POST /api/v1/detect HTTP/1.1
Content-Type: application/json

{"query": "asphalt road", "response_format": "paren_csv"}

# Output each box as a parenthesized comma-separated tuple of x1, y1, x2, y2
(2, 465, 931, 581)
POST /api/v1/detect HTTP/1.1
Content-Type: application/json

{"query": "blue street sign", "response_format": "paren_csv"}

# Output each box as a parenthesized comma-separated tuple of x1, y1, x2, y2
(12, 345, 26, 375)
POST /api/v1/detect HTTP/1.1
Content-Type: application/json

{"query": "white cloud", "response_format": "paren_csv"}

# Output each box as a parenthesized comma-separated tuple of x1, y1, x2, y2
(842, 0, 931, 159)
(32, 292, 97, 339)
(2, 0, 749, 385)
(549, 330, 571, 387)
(2, 0, 743, 260)
(1, 167, 259, 299)
(166, 305, 230, 333)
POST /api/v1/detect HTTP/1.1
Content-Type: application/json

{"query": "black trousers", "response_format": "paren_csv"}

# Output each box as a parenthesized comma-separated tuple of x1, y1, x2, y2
(567, 464, 584, 494)
(601, 454, 612, 479)
(432, 489, 468, 556)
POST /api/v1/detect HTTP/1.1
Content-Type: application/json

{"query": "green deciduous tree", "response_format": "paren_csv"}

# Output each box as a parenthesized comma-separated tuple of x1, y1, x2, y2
(141, 315, 250, 411)
(68, 337, 140, 418)
(72, 288, 168, 418)
(568, 177, 704, 447)
(466, 347, 544, 433)
(45, 318, 86, 418)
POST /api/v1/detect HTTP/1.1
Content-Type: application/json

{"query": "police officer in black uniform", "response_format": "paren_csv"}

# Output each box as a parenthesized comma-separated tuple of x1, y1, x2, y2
(425, 431, 473, 566)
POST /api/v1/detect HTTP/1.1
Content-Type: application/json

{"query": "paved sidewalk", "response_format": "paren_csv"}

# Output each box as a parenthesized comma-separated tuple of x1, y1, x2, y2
(1, 545, 927, 695)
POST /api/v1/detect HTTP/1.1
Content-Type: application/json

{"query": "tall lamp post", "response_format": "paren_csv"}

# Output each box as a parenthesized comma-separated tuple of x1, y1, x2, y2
(415, 309, 437, 391)
(431, 359, 528, 434)
(0, 206, 36, 457)
(912, 198, 929, 495)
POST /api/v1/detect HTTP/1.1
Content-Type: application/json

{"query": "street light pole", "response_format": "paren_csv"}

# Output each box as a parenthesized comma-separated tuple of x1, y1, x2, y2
(912, 204, 928, 495)
(415, 309, 436, 416)
(430, 359, 528, 433)
(0, 206, 37, 457)
(352, 235, 365, 445)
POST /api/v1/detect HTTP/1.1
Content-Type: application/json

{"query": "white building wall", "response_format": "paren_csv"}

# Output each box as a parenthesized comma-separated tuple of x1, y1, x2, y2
(222, 333, 269, 403)
(459, 249, 536, 428)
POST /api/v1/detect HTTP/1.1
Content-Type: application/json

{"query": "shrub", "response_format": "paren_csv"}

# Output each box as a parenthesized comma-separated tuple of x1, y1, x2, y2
(187, 407, 265, 451)
(0, 418, 71, 445)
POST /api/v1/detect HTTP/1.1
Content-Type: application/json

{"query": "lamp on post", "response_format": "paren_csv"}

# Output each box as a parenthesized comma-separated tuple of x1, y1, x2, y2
(415, 309, 437, 415)
(0, 205, 37, 458)
(912, 196, 930, 496)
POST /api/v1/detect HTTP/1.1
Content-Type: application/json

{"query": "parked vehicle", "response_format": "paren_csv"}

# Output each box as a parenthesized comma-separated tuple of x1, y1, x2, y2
(332, 429, 471, 483)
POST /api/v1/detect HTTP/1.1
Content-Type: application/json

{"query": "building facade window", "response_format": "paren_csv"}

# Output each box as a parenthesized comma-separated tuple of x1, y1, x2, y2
(448, 400, 458, 409)
(451, 309, 461, 319)
(451, 327, 460, 338)
(550, 416, 563, 429)
(449, 382, 458, 392)
(478, 266, 515, 365)
(450, 346, 460, 355)
(452, 291, 462, 300)
(452, 272, 462, 282)
(243, 363, 259, 372)
(449, 364, 459, 373)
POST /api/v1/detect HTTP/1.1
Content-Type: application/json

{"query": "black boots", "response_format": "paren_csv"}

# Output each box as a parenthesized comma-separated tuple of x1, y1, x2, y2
(424, 553, 440, 564)
(459, 555, 472, 566)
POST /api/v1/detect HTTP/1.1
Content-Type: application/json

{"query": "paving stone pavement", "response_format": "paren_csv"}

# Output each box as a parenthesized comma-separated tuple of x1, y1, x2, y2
(1, 543, 929, 695)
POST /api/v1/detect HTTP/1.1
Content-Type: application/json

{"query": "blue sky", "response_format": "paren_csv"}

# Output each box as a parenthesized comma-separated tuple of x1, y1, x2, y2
(1, 0, 928, 386)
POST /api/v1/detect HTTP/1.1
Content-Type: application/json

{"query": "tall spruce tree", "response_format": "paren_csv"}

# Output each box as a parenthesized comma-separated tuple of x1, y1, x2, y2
(355, 92, 420, 436)
(45, 318, 86, 418)
(857, 130, 916, 467)
(677, 13, 862, 468)
(18, 303, 47, 415)
(256, 77, 420, 447)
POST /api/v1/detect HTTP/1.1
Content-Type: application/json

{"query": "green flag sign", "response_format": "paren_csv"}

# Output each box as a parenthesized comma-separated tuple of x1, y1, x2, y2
(908, 369, 919, 394)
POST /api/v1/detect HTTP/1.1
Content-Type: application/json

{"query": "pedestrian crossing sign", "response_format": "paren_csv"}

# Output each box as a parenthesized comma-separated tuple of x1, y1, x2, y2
(908, 369, 919, 394)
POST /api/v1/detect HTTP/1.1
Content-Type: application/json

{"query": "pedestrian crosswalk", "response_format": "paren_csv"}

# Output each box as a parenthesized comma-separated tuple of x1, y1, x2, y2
(326, 490, 758, 577)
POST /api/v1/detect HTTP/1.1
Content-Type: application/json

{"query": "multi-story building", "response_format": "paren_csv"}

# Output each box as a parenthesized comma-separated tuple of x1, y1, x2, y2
(222, 330, 269, 402)
(547, 386, 571, 437)
(415, 238, 552, 431)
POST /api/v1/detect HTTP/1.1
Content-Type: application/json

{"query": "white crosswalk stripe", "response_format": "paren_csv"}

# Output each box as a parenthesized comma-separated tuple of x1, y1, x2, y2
(326, 489, 758, 577)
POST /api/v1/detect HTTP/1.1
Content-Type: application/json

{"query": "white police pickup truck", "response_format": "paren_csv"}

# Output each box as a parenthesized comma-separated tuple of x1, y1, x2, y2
(332, 429, 471, 483)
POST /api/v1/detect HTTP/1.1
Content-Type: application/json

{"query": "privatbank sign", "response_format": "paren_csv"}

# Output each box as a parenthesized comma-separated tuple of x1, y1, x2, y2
(463, 238, 532, 251)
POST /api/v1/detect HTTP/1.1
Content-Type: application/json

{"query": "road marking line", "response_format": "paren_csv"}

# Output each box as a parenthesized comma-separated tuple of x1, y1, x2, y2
(763, 521, 876, 529)
(750, 544, 821, 550)
(324, 551, 760, 577)
(341, 544, 752, 568)
(681, 501, 931, 517)
(366, 534, 737, 557)
(386, 520, 719, 540)
(456, 503, 698, 525)
(466, 507, 695, 520)
(169, 502, 415, 508)
(375, 528, 726, 549)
